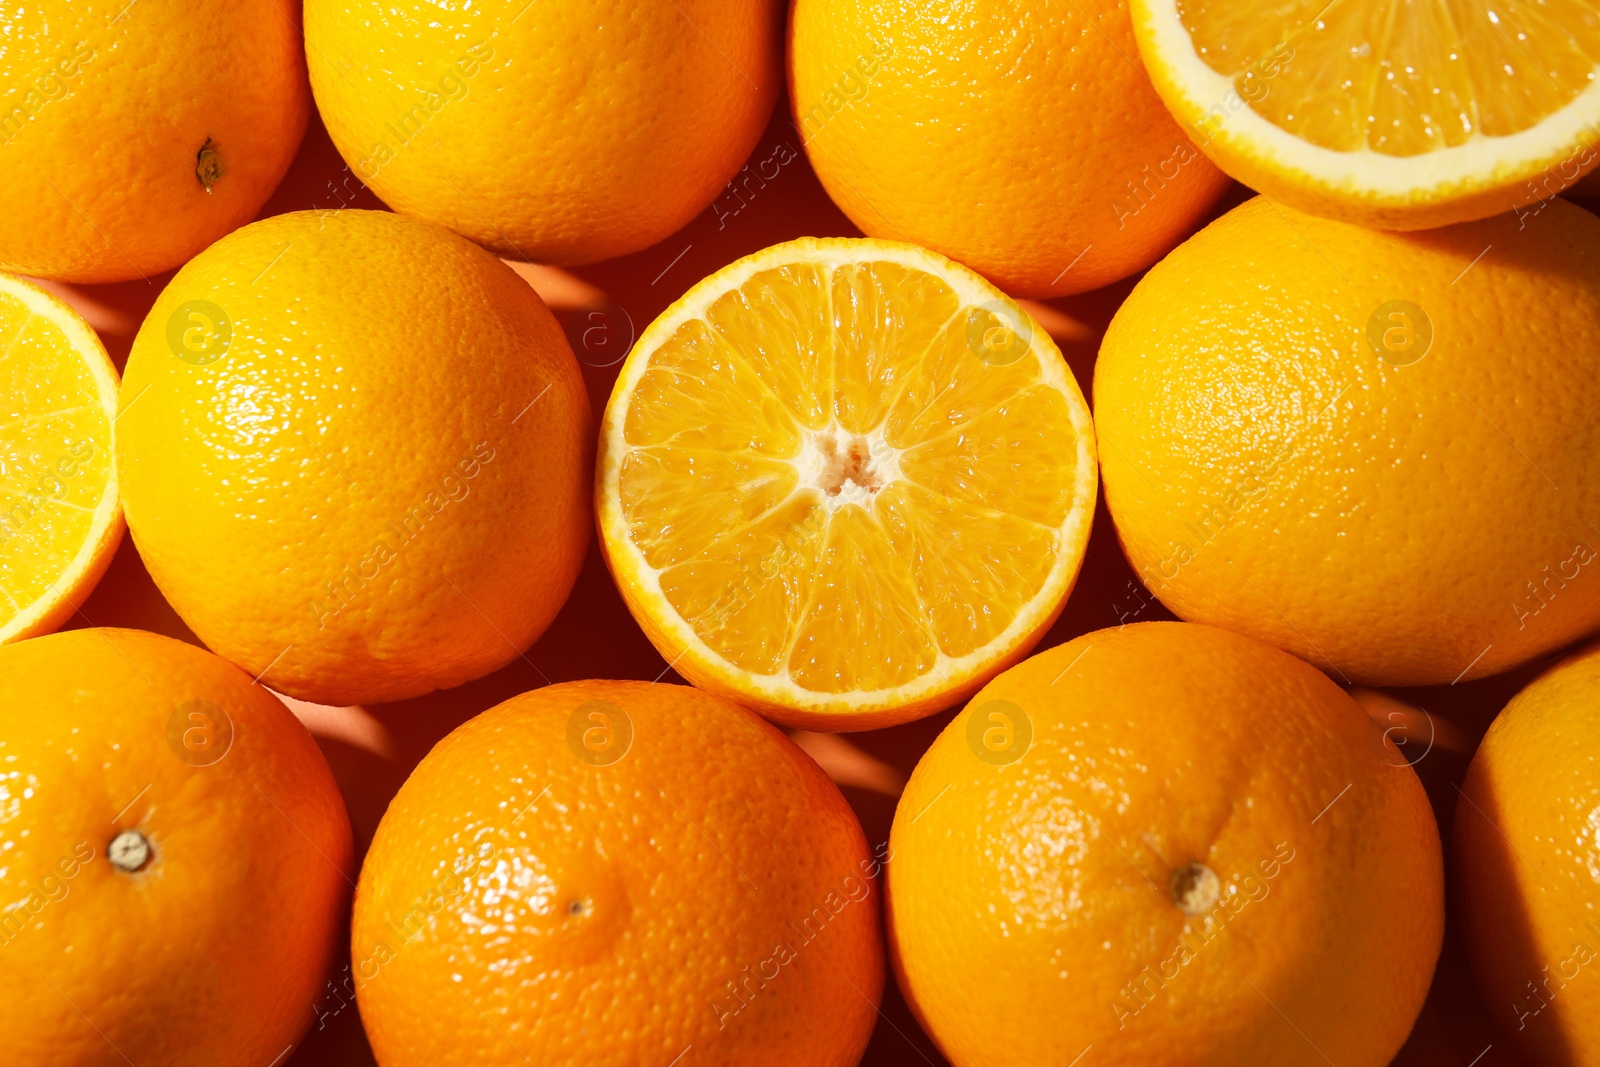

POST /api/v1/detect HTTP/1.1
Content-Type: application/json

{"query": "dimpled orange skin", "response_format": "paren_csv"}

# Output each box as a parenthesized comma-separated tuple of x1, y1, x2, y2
(0, 628, 352, 1067)
(352, 679, 884, 1067)
(305, 0, 781, 266)
(0, 0, 308, 283)
(1455, 642, 1600, 1067)
(888, 622, 1443, 1067)
(788, 0, 1232, 298)
(116, 209, 591, 707)
(1096, 196, 1600, 687)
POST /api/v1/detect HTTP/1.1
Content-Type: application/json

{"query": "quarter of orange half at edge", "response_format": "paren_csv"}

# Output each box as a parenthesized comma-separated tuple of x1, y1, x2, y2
(0, 272, 121, 643)
(1131, 0, 1600, 228)
(596, 237, 1098, 730)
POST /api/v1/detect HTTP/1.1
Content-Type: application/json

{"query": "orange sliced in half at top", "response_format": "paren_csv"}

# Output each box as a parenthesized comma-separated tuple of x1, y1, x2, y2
(0, 272, 122, 642)
(597, 238, 1097, 730)
(1133, 0, 1600, 228)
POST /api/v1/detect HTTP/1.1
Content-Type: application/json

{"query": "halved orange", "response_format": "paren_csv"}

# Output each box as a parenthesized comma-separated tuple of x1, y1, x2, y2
(1133, 0, 1600, 227)
(596, 238, 1097, 730)
(0, 273, 121, 642)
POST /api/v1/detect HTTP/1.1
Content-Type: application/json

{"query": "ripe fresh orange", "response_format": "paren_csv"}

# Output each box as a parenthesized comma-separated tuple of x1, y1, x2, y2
(305, 0, 782, 265)
(352, 679, 885, 1067)
(888, 622, 1443, 1067)
(1132, 0, 1600, 228)
(1096, 195, 1600, 687)
(1455, 640, 1600, 1067)
(596, 237, 1098, 730)
(0, 272, 121, 643)
(0, 0, 309, 283)
(116, 209, 591, 707)
(789, 0, 1232, 297)
(0, 627, 352, 1067)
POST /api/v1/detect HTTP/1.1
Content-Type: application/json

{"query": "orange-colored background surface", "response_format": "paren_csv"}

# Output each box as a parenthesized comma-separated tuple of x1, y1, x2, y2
(43, 98, 1594, 1067)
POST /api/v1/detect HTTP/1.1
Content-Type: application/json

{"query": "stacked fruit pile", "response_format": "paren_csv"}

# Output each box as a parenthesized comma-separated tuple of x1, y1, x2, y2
(1, 1, 1598, 1066)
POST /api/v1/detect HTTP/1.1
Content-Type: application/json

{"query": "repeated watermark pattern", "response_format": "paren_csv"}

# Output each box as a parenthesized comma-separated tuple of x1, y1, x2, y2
(709, 841, 891, 1030)
(567, 298, 636, 369)
(1513, 539, 1597, 631)
(348, 42, 495, 184)
(1109, 141, 1206, 231)
(965, 699, 1032, 766)
(965, 300, 1032, 366)
(305, 42, 497, 230)
(1185, 43, 1296, 147)
(566, 700, 633, 766)
(1513, 120, 1600, 229)
(0, 841, 96, 947)
(711, 141, 802, 230)
(308, 441, 497, 630)
(1365, 299, 1432, 367)
(1139, 385, 1349, 593)
(1112, 579, 1156, 629)
(332, 832, 521, 1022)
(1366, 702, 1436, 768)
(697, 504, 829, 638)
(794, 35, 891, 141)
(1109, 842, 1297, 1029)
(1511, 922, 1600, 1032)
(165, 700, 234, 767)
(0, 438, 99, 550)
(0, 41, 97, 147)
(166, 299, 232, 366)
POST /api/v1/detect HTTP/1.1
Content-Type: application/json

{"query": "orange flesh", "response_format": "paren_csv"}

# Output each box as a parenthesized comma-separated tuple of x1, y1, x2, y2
(616, 260, 1085, 694)
(1179, 0, 1600, 154)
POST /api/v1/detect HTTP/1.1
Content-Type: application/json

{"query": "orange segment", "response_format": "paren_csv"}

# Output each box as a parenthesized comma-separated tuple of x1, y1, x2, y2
(621, 318, 800, 455)
(886, 308, 1040, 446)
(703, 263, 835, 431)
(787, 502, 939, 694)
(900, 386, 1085, 527)
(597, 237, 1097, 729)
(0, 273, 121, 642)
(658, 494, 829, 675)
(618, 445, 801, 570)
(877, 482, 1059, 659)
(830, 261, 962, 434)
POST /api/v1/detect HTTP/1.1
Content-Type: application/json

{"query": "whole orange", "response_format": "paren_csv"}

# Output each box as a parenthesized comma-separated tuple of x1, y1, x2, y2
(352, 679, 885, 1066)
(1096, 195, 1600, 686)
(0, 628, 352, 1067)
(0, 0, 308, 283)
(1455, 641, 1600, 1067)
(888, 622, 1443, 1067)
(305, 0, 782, 265)
(789, 0, 1232, 297)
(116, 209, 591, 707)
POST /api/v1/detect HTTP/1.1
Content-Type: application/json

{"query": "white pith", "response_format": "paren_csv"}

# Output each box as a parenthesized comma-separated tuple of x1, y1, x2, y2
(596, 239, 1098, 719)
(793, 424, 903, 511)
